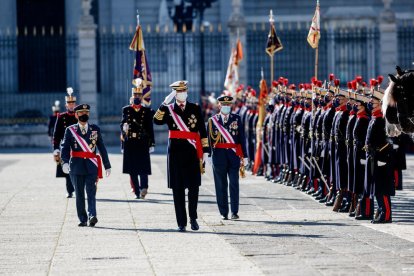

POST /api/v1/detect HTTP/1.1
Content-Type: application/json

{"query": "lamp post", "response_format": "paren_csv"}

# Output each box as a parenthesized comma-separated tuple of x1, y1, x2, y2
(167, 0, 216, 97)
(166, 0, 194, 80)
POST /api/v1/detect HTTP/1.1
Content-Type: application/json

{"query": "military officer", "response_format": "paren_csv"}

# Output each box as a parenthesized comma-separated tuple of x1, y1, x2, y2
(207, 95, 248, 220)
(48, 101, 60, 141)
(121, 78, 155, 199)
(52, 88, 78, 198)
(352, 93, 371, 220)
(153, 81, 210, 232)
(332, 86, 350, 212)
(60, 104, 111, 227)
(364, 89, 394, 223)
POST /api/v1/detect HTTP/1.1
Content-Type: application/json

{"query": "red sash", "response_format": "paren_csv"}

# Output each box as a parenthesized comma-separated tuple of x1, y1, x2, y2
(215, 143, 243, 158)
(169, 130, 203, 159)
(71, 151, 103, 179)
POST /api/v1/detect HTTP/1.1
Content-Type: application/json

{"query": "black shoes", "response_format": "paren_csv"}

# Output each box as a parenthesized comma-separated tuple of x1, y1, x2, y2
(89, 216, 98, 227)
(355, 215, 373, 220)
(231, 213, 239, 220)
(66, 193, 73, 198)
(78, 222, 87, 227)
(221, 215, 229, 220)
(178, 226, 186, 232)
(190, 219, 199, 231)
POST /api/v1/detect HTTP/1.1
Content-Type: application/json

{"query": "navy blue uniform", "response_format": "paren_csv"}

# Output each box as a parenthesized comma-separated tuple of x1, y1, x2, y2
(208, 113, 247, 217)
(61, 123, 111, 224)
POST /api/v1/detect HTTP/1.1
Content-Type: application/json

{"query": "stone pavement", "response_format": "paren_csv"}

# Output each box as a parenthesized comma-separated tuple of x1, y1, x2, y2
(0, 151, 414, 275)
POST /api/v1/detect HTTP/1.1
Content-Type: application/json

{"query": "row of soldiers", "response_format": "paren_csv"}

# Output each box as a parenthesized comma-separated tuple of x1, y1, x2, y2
(239, 74, 406, 224)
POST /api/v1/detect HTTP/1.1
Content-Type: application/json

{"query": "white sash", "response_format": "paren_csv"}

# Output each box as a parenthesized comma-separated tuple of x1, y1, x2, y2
(68, 126, 98, 167)
(211, 115, 236, 153)
(167, 104, 196, 149)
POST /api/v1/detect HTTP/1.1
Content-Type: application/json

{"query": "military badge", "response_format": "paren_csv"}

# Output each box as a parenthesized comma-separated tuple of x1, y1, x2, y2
(230, 121, 238, 130)
(90, 130, 98, 140)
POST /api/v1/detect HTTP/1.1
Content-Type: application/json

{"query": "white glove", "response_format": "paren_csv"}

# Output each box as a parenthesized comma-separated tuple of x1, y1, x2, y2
(163, 90, 176, 104)
(62, 163, 70, 174)
(360, 159, 366, 165)
(377, 161, 386, 167)
(122, 123, 129, 133)
(202, 153, 209, 164)
(243, 158, 249, 165)
(392, 144, 399, 149)
(149, 146, 155, 153)
(53, 149, 60, 156)
(106, 169, 111, 177)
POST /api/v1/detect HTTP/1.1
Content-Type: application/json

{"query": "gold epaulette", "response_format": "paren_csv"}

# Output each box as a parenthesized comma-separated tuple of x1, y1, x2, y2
(154, 109, 165, 121)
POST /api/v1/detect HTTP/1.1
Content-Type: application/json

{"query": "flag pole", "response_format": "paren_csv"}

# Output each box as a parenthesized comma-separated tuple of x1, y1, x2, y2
(269, 10, 275, 82)
(315, 47, 318, 80)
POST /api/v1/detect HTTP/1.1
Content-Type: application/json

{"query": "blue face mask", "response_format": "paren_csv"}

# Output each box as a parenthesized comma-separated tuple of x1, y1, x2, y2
(305, 102, 311, 109)
(367, 102, 374, 111)
(285, 97, 291, 103)
(352, 104, 359, 113)
(346, 102, 353, 111)
(133, 98, 141, 105)
(324, 95, 331, 104)
(221, 106, 231, 115)
(332, 98, 340, 108)
(313, 99, 320, 106)
(319, 99, 326, 107)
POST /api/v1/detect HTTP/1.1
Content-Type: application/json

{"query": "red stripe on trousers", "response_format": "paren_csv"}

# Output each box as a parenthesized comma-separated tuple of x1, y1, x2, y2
(366, 197, 371, 217)
(383, 195, 391, 221)
(394, 170, 399, 188)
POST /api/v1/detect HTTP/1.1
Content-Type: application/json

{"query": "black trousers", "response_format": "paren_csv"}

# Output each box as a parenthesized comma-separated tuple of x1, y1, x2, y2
(172, 186, 199, 227)
(65, 175, 75, 194)
(129, 174, 148, 196)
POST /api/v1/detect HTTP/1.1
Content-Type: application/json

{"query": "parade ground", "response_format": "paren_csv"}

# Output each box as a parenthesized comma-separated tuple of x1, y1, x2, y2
(1, 149, 414, 275)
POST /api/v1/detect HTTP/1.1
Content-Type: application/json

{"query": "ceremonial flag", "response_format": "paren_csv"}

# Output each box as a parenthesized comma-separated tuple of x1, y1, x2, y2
(307, 1, 321, 49)
(129, 25, 152, 105)
(224, 38, 243, 96)
(265, 23, 283, 57)
(252, 70, 268, 175)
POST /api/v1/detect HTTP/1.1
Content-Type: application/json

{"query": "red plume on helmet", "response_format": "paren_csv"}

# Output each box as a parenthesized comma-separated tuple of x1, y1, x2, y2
(370, 78, 378, 87)
(355, 75, 363, 83)
(347, 82, 352, 89)
(272, 80, 278, 87)
(311, 76, 317, 85)
(283, 78, 289, 86)
(334, 79, 340, 87)
(329, 73, 335, 81)
(289, 84, 296, 90)
(299, 83, 304, 90)
(351, 80, 357, 90)
(317, 80, 323, 87)
(377, 75, 384, 85)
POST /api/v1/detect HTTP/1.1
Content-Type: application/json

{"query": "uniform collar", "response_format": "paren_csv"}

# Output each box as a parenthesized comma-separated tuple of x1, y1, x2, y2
(78, 123, 88, 133)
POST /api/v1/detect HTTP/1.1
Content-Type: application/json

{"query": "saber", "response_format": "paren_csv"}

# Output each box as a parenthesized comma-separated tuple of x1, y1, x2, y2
(298, 156, 311, 171)
(311, 156, 329, 190)
(306, 156, 315, 168)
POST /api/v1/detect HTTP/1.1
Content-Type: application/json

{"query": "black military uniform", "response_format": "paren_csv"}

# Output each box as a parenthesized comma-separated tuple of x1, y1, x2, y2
(52, 89, 78, 197)
(345, 98, 357, 214)
(121, 82, 155, 199)
(364, 96, 394, 223)
(48, 101, 60, 140)
(320, 92, 336, 203)
(153, 81, 210, 231)
(352, 97, 371, 220)
(332, 96, 350, 212)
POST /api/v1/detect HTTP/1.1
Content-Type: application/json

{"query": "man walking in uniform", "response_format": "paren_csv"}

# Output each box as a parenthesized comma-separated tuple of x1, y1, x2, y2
(207, 95, 248, 220)
(153, 81, 210, 232)
(121, 78, 155, 199)
(60, 104, 111, 227)
(52, 88, 78, 198)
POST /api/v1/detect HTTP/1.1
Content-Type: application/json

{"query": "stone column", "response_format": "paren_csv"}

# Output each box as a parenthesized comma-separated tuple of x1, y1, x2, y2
(379, 0, 397, 83)
(78, 0, 98, 123)
(227, 0, 247, 84)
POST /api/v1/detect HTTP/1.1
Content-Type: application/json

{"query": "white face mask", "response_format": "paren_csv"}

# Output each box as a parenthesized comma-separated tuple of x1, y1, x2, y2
(221, 106, 231, 115)
(176, 92, 188, 102)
